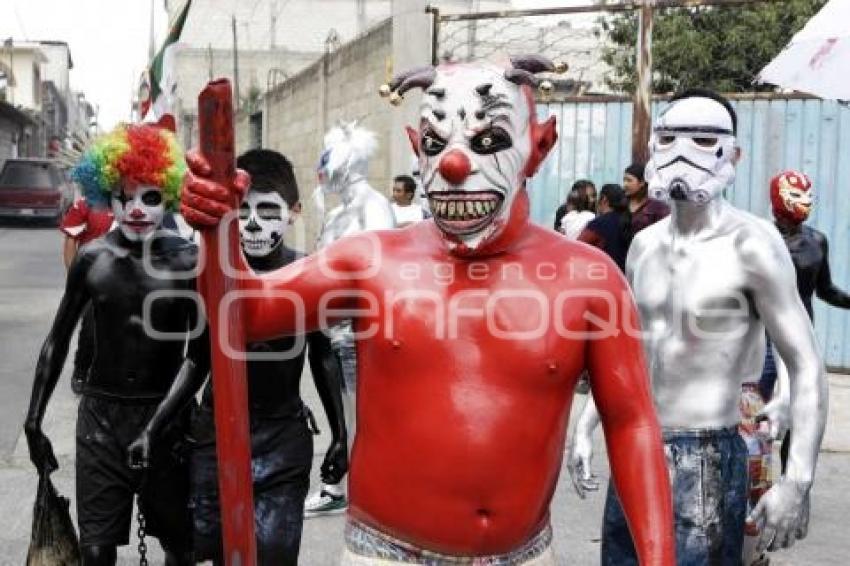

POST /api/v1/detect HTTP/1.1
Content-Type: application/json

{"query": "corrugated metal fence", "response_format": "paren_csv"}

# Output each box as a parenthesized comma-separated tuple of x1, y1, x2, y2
(529, 96, 850, 370)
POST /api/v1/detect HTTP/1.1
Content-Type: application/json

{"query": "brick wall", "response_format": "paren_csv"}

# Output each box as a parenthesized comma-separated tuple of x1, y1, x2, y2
(234, 18, 394, 252)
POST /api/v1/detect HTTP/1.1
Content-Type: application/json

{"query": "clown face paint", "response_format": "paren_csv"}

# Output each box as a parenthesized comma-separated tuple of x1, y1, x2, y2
(645, 96, 737, 206)
(770, 171, 813, 224)
(416, 63, 534, 253)
(112, 184, 165, 242)
(238, 190, 290, 257)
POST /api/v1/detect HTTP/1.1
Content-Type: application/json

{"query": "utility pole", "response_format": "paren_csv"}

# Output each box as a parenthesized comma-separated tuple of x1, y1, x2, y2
(207, 43, 214, 81)
(270, 0, 278, 49)
(630, 0, 770, 163)
(632, 0, 653, 164)
(231, 15, 240, 111)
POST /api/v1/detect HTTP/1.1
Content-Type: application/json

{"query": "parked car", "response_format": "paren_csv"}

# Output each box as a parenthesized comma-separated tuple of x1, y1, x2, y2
(0, 158, 74, 224)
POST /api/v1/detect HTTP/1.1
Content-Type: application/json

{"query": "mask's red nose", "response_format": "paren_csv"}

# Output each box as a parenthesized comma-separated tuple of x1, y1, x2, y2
(129, 207, 145, 220)
(439, 149, 472, 185)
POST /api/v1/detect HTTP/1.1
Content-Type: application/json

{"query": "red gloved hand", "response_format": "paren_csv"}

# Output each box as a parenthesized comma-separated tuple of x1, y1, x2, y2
(180, 150, 251, 229)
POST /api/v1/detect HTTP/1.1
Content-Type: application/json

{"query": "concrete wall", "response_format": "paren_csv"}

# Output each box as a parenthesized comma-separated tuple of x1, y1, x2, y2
(235, 18, 395, 251)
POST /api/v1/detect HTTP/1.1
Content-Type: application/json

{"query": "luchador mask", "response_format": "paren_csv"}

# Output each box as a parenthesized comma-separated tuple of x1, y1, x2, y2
(770, 170, 813, 224)
(112, 183, 165, 242)
(385, 57, 558, 255)
(316, 122, 376, 195)
(645, 95, 737, 205)
(238, 190, 291, 257)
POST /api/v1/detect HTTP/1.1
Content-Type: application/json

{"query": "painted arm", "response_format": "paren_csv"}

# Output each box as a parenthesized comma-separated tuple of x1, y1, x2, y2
(745, 229, 827, 551)
(24, 251, 91, 473)
(127, 322, 211, 469)
(815, 234, 850, 308)
(585, 266, 674, 566)
(567, 396, 601, 497)
(306, 331, 348, 484)
(62, 236, 77, 270)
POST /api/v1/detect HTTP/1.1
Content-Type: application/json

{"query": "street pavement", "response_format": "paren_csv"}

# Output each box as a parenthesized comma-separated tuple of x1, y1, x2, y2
(1, 224, 849, 565)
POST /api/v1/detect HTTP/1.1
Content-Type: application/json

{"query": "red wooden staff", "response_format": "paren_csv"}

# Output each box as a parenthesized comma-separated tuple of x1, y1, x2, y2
(197, 79, 257, 565)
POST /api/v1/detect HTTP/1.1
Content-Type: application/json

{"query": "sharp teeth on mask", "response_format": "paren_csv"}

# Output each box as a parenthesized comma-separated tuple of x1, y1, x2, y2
(466, 202, 474, 216)
(448, 201, 456, 217)
(475, 201, 485, 215)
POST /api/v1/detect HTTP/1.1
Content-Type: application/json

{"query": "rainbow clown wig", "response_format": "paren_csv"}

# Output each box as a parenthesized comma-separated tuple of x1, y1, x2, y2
(72, 123, 187, 210)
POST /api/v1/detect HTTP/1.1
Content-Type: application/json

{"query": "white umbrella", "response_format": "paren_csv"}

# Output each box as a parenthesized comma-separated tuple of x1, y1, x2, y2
(757, 0, 850, 101)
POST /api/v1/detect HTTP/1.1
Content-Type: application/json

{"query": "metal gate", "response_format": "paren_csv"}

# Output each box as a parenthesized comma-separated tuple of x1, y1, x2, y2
(528, 95, 850, 370)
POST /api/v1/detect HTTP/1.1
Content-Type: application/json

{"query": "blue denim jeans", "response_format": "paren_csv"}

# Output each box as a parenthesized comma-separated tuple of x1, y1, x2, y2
(329, 320, 357, 394)
(601, 427, 748, 566)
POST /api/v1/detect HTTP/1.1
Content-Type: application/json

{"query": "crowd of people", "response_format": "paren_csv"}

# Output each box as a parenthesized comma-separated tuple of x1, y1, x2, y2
(21, 54, 838, 566)
(552, 162, 671, 270)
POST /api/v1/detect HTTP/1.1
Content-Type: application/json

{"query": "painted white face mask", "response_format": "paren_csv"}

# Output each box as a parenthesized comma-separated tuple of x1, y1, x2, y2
(645, 96, 737, 205)
(238, 190, 290, 257)
(316, 123, 376, 195)
(417, 63, 532, 252)
(112, 184, 165, 242)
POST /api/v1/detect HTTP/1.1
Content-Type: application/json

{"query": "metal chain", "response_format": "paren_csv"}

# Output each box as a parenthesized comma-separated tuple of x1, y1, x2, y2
(137, 506, 148, 566)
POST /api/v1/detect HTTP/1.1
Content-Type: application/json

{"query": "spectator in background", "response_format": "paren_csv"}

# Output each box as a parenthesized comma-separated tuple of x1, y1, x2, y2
(59, 197, 114, 394)
(553, 179, 595, 233)
(391, 174, 427, 227)
(624, 163, 669, 233)
(560, 181, 597, 239)
(579, 184, 631, 272)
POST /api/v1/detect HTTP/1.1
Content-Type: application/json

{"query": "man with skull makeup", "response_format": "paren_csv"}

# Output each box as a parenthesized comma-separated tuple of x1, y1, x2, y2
(24, 123, 200, 566)
(127, 149, 348, 564)
(568, 90, 827, 565)
(305, 122, 396, 518)
(179, 55, 674, 565)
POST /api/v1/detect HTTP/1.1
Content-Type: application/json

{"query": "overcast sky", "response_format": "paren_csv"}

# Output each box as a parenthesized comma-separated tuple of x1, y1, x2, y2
(0, 0, 168, 130)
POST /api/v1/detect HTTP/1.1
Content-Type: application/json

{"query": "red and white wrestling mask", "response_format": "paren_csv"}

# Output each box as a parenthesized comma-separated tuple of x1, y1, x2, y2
(770, 170, 813, 224)
(112, 182, 165, 242)
(388, 57, 557, 256)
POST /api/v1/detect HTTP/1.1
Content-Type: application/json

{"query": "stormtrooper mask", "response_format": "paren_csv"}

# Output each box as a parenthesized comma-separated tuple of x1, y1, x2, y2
(316, 123, 376, 195)
(646, 95, 738, 205)
(403, 61, 556, 255)
(112, 183, 165, 242)
(770, 170, 813, 224)
(238, 190, 291, 257)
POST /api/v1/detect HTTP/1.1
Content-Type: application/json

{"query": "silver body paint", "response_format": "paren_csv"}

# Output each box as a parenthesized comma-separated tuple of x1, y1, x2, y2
(570, 95, 827, 551)
(316, 178, 395, 250)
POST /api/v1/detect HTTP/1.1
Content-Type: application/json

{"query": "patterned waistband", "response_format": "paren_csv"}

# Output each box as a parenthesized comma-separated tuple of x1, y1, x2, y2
(345, 519, 552, 565)
(662, 425, 740, 440)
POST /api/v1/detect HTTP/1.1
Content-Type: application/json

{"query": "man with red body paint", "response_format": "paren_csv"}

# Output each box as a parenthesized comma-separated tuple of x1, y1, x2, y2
(181, 58, 674, 564)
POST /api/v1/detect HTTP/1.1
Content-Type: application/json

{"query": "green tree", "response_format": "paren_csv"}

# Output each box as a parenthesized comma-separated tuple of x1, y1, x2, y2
(597, 0, 826, 93)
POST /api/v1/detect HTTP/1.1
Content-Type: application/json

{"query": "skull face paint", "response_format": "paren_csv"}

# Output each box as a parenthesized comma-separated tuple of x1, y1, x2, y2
(112, 184, 165, 242)
(646, 96, 737, 205)
(414, 63, 537, 254)
(770, 170, 813, 224)
(238, 190, 290, 257)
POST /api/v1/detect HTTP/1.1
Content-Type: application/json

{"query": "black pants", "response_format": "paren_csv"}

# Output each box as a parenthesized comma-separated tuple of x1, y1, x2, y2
(76, 396, 193, 552)
(191, 407, 313, 566)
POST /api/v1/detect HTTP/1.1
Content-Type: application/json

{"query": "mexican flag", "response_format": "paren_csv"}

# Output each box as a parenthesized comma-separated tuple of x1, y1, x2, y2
(140, 0, 192, 129)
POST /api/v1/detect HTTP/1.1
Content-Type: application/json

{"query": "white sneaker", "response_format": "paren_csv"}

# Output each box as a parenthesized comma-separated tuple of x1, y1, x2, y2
(304, 486, 348, 518)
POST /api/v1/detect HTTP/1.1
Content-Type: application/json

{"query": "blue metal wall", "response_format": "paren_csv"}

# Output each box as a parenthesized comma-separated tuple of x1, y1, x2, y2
(529, 97, 850, 370)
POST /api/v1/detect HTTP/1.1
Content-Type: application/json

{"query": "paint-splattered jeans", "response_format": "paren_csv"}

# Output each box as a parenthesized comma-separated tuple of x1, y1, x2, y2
(601, 427, 748, 566)
(329, 320, 357, 394)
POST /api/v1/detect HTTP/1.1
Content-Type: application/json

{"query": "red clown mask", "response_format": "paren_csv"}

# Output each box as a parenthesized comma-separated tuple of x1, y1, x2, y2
(386, 56, 558, 257)
(770, 170, 813, 224)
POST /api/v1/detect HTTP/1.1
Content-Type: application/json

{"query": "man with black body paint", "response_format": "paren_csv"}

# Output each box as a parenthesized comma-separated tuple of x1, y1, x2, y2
(128, 149, 348, 565)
